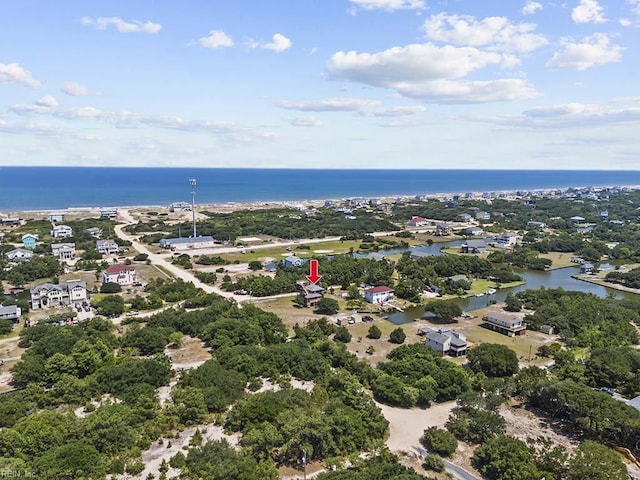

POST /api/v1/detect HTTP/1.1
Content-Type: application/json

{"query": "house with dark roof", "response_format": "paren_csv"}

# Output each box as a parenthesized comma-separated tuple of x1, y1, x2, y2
(296, 281, 325, 307)
(435, 223, 452, 236)
(460, 239, 486, 254)
(423, 327, 467, 357)
(30, 280, 87, 310)
(482, 311, 526, 337)
(364, 286, 394, 304)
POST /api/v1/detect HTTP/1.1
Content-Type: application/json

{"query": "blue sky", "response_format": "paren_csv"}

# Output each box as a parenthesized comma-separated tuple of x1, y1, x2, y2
(1, 0, 639, 169)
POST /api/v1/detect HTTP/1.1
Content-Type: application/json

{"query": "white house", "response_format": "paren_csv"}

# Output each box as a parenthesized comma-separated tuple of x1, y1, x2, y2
(51, 225, 73, 238)
(424, 328, 467, 357)
(5, 248, 33, 262)
(30, 281, 87, 310)
(85, 227, 103, 237)
(475, 211, 491, 221)
(495, 233, 518, 247)
(169, 202, 192, 212)
(407, 216, 428, 227)
(159, 236, 215, 251)
(0, 305, 21, 323)
(96, 239, 119, 255)
(364, 286, 394, 304)
(48, 212, 65, 222)
(103, 265, 137, 286)
(51, 243, 76, 260)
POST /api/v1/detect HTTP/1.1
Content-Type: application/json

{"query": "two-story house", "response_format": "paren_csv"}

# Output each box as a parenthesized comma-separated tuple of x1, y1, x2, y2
(96, 239, 119, 255)
(364, 286, 394, 304)
(102, 265, 137, 286)
(6, 248, 33, 262)
(51, 243, 76, 260)
(30, 281, 87, 309)
(51, 225, 73, 238)
(21, 233, 38, 249)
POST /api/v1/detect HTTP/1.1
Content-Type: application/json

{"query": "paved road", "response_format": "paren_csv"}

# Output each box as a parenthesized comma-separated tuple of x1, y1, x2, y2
(115, 209, 300, 305)
(415, 447, 480, 480)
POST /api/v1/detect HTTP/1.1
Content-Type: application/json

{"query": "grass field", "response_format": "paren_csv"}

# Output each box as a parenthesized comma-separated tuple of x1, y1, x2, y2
(538, 252, 577, 269)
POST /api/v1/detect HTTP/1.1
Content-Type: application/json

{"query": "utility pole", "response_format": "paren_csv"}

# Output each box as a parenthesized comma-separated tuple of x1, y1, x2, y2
(302, 448, 307, 480)
(189, 178, 197, 238)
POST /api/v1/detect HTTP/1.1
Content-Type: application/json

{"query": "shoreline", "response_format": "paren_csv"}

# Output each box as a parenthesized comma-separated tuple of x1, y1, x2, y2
(3, 182, 640, 218)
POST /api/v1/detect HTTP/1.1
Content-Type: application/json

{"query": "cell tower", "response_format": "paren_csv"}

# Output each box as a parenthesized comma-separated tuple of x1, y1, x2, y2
(189, 178, 197, 238)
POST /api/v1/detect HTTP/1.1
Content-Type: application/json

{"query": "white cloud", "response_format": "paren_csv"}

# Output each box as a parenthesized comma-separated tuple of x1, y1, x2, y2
(423, 13, 548, 53)
(366, 105, 426, 116)
(278, 97, 380, 112)
(262, 33, 292, 53)
(522, 1, 543, 15)
(285, 116, 323, 127)
(348, 0, 425, 11)
(61, 82, 92, 96)
(546, 33, 622, 70)
(198, 30, 234, 49)
(35, 96, 58, 108)
(475, 101, 640, 128)
(0, 63, 41, 88)
(571, 0, 606, 23)
(81, 16, 161, 34)
(326, 43, 536, 103)
(630, 0, 640, 15)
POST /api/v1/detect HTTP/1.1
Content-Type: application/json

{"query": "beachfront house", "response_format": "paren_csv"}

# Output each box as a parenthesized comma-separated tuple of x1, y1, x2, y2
(169, 202, 192, 212)
(30, 280, 87, 310)
(48, 212, 65, 222)
(422, 327, 467, 357)
(22, 233, 38, 249)
(51, 243, 76, 260)
(296, 281, 325, 307)
(364, 286, 394, 304)
(460, 239, 486, 254)
(482, 311, 526, 337)
(103, 265, 137, 286)
(96, 239, 119, 255)
(1, 217, 20, 226)
(6, 248, 33, 262)
(51, 225, 73, 238)
(407, 216, 428, 227)
(0, 305, 21, 323)
(100, 208, 118, 219)
(284, 255, 304, 268)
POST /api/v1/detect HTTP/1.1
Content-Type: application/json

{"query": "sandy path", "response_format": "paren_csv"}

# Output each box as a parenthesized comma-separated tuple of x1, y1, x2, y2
(376, 401, 456, 454)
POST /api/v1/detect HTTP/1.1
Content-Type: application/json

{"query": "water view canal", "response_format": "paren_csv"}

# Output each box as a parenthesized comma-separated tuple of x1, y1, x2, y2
(368, 240, 639, 325)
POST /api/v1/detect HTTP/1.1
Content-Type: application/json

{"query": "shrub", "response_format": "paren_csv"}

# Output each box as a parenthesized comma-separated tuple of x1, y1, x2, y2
(389, 327, 406, 344)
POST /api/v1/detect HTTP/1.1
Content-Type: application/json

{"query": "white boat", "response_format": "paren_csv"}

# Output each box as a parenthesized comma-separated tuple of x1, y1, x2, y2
(486, 288, 497, 295)
(475, 293, 485, 297)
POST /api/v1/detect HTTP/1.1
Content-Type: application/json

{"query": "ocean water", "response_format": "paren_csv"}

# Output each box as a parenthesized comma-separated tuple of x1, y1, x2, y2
(0, 167, 639, 211)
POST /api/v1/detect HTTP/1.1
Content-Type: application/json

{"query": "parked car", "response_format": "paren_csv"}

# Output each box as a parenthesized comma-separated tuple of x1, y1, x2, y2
(362, 315, 374, 322)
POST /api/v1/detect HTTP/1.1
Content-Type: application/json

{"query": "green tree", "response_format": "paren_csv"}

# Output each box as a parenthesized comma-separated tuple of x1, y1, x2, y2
(421, 427, 457, 457)
(333, 326, 352, 343)
(314, 298, 339, 315)
(472, 435, 540, 480)
(567, 441, 628, 480)
(95, 295, 125, 316)
(100, 282, 122, 293)
(367, 325, 382, 339)
(504, 293, 522, 312)
(468, 344, 519, 377)
(389, 327, 406, 344)
(248, 260, 263, 271)
(172, 387, 208, 425)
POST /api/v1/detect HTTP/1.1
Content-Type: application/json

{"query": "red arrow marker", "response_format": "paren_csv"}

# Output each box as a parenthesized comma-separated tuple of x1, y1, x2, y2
(306, 259, 322, 284)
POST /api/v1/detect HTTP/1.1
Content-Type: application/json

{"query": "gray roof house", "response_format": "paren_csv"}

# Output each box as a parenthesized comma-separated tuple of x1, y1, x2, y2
(284, 255, 304, 268)
(461, 239, 486, 254)
(30, 280, 87, 310)
(0, 305, 21, 323)
(159, 236, 215, 251)
(5, 248, 33, 262)
(424, 327, 467, 357)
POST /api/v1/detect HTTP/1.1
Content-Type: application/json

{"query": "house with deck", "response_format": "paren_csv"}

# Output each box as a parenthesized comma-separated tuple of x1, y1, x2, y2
(435, 223, 452, 236)
(296, 281, 325, 307)
(30, 280, 87, 309)
(0, 305, 21, 323)
(85, 227, 103, 237)
(364, 286, 394, 304)
(51, 225, 73, 238)
(465, 227, 484, 236)
(421, 327, 467, 357)
(103, 265, 137, 286)
(96, 239, 119, 255)
(6, 248, 33, 262)
(51, 243, 76, 260)
(460, 239, 486, 254)
(22, 233, 38, 249)
(482, 311, 527, 337)
(580, 263, 594, 274)
(495, 233, 518, 247)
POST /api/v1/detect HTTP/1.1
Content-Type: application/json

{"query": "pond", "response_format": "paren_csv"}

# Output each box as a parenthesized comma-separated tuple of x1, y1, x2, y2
(379, 240, 639, 325)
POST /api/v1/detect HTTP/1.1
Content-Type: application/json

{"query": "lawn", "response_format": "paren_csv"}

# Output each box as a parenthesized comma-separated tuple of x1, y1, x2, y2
(539, 252, 576, 269)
